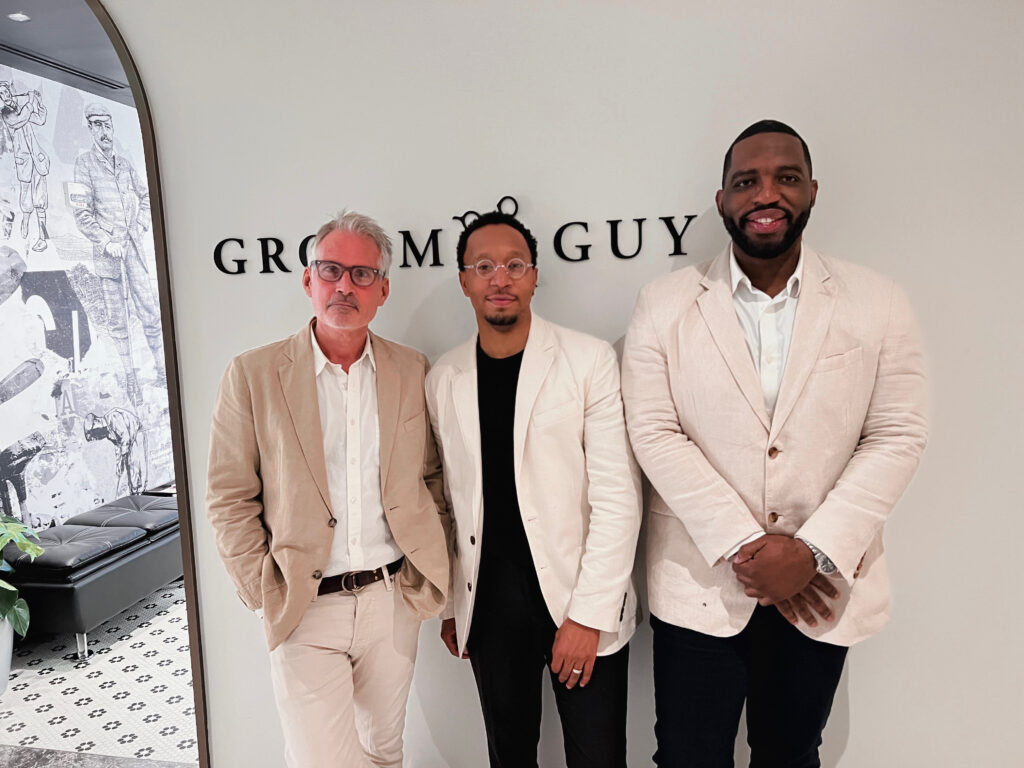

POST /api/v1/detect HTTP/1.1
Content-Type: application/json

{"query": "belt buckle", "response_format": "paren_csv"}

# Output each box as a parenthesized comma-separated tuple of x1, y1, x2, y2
(340, 571, 364, 593)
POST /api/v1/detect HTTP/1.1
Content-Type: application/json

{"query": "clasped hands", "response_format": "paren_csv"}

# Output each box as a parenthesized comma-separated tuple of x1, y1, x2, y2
(441, 616, 600, 690)
(731, 534, 839, 628)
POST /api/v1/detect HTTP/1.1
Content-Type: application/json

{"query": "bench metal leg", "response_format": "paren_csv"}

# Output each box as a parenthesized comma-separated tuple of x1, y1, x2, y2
(76, 632, 88, 660)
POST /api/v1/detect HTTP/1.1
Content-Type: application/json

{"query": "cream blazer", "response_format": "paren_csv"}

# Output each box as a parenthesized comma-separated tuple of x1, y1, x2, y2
(622, 248, 928, 646)
(206, 322, 450, 650)
(425, 315, 642, 657)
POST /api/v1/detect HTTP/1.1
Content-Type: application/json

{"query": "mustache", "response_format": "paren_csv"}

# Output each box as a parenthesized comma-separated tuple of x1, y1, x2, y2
(328, 296, 359, 310)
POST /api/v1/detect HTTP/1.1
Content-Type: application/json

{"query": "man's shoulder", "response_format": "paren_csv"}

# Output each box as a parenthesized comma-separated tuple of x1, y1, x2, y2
(540, 316, 614, 359)
(638, 261, 711, 304)
(74, 149, 96, 168)
(815, 250, 900, 307)
(370, 333, 429, 370)
(226, 331, 301, 375)
(428, 337, 474, 381)
(819, 251, 894, 287)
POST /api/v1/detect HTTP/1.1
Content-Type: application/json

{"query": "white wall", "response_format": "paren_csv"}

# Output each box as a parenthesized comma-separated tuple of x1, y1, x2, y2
(103, 1, 1024, 765)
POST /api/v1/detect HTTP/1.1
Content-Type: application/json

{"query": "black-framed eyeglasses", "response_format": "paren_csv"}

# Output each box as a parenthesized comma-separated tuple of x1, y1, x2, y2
(460, 258, 535, 281)
(310, 260, 385, 287)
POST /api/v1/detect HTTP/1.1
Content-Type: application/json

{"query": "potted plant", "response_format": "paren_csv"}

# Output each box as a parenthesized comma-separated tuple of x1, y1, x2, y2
(1, 514, 43, 695)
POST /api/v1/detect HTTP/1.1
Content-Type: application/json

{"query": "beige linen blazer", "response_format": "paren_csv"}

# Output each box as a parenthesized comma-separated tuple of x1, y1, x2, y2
(206, 322, 449, 650)
(622, 247, 928, 646)
(425, 315, 642, 658)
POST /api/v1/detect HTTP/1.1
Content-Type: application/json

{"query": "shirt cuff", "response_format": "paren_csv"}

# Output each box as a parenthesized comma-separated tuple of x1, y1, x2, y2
(725, 531, 765, 561)
(254, 607, 264, 620)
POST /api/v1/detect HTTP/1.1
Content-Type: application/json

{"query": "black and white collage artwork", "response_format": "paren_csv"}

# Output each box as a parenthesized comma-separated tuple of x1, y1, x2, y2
(0, 65, 172, 529)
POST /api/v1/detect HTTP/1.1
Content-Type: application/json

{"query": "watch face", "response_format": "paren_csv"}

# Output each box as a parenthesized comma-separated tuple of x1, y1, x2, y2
(816, 553, 837, 574)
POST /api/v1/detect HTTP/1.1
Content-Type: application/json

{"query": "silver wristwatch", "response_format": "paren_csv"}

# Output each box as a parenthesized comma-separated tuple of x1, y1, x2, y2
(801, 538, 837, 576)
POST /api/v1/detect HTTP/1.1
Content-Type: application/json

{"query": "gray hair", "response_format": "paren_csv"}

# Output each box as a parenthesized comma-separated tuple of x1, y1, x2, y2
(309, 209, 393, 275)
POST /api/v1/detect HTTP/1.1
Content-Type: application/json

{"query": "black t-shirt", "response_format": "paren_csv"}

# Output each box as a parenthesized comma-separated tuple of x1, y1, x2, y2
(475, 341, 537, 584)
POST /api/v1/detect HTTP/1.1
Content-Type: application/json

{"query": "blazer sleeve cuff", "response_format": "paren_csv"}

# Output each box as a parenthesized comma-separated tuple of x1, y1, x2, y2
(236, 580, 263, 611)
(440, 600, 455, 622)
(567, 598, 621, 635)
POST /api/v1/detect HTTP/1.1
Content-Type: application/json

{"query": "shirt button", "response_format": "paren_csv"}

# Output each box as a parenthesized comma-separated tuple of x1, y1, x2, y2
(768, 446, 780, 459)
(768, 513, 779, 524)
(312, 570, 323, 579)
(349, 497, 356, 504)
(327, 518, 337, 528)
(350, 458, 357, 465)
(469, 535, 476, 545)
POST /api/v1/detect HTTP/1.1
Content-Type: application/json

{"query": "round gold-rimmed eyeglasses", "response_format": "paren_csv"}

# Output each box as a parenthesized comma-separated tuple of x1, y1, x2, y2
(460, 258, 535, 280)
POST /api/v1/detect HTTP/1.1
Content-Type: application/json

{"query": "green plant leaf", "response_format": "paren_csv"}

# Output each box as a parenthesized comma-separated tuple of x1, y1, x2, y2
(0, 579, 15, 591)
(0, 585, 16, 613)
(16, 540, 43, 559)
(8, 597, 29, 637)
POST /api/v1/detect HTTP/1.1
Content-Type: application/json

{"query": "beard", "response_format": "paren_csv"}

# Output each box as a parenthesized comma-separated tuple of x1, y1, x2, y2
(724, 206, 811, 260)
(484, 312, 519, 328)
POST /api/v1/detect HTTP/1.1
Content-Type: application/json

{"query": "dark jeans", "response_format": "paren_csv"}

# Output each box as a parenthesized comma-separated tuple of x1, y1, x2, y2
(468, 563, 630, 768)
(651, 606, 848, 768)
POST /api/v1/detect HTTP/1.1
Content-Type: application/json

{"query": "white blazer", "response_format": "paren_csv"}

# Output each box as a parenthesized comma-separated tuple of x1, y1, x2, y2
(622, 247, 928, 647)
(425, 315, 642, 657)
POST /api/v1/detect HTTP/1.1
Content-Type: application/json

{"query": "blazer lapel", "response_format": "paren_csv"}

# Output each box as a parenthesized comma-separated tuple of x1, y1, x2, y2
(696, 252, 771, 432)
(450, 339, 483, 532)
(278, 323, 333, 514)
(513, 315, 555, 479)
(371, 333, 400, 490)
(769, 248, 837, 442)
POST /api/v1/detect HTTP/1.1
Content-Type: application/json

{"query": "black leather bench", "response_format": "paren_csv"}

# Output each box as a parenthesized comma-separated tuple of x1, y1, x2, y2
(2, 494, 183, 659)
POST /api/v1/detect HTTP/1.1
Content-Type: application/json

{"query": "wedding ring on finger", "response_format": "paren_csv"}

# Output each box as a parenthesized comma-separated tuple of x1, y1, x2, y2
(571, 668, 583, 674)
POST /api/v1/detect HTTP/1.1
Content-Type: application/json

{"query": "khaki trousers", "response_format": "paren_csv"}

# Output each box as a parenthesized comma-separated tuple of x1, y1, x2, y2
(268, 578, 420, 768)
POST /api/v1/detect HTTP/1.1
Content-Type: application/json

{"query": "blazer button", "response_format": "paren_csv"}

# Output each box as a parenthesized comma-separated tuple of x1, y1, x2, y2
(327, 518, 337, 528)
(768, 446, 780, 459)
(768, 512, 779, 524)
(469, 535, 476, 545)
(312, 570, 323, 579)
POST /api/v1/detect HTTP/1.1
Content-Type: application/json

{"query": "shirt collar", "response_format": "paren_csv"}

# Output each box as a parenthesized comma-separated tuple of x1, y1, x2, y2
(310, 325, 376, 376)
(92, 144, 117, 169)
(729, 245, 803, 300)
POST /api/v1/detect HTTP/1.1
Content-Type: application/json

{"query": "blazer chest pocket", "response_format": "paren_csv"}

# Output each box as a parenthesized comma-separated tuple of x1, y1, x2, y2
(402, 411, 426, 433)
(532, 401, 578, 429)
(812, 347, 862, 374)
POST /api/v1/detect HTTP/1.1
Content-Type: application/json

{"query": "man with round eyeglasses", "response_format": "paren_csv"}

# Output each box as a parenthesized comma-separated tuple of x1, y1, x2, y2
(425, 210, 642, 767)
(207, 210, 449, 768)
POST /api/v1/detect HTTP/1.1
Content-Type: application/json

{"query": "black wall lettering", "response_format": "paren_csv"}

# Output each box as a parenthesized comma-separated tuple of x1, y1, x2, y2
(258, 237, 289, 273)
(660, 215, 697, 256)
(399, 229, 444, 268)
(553, 221, 591, 262)
(608, 218, 646, 259)
(213, 238, 246, 275)
(298, 234, 316, 267)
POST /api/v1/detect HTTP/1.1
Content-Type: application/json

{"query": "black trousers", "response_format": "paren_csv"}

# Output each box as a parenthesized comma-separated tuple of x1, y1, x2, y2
(468, 563, 630, 768)
(651, 606, 848, 768)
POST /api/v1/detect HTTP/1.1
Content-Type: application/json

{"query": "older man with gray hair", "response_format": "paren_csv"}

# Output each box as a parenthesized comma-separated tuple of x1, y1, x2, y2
(206, 210, 450, 767)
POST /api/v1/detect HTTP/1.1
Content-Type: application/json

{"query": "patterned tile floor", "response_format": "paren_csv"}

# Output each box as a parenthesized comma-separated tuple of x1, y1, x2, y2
(0, 743, 194, 767)
(0, 580, 199, 764)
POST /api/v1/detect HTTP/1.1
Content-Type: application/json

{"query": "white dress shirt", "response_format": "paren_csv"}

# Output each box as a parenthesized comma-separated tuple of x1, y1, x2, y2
(311, 328, 403, 576)
(729, 247, 802, 419)
(726, 248, 833, 569)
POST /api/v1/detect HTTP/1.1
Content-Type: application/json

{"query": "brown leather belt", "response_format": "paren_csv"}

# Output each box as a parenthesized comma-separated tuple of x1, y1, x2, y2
(318, 558, 403, 596)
